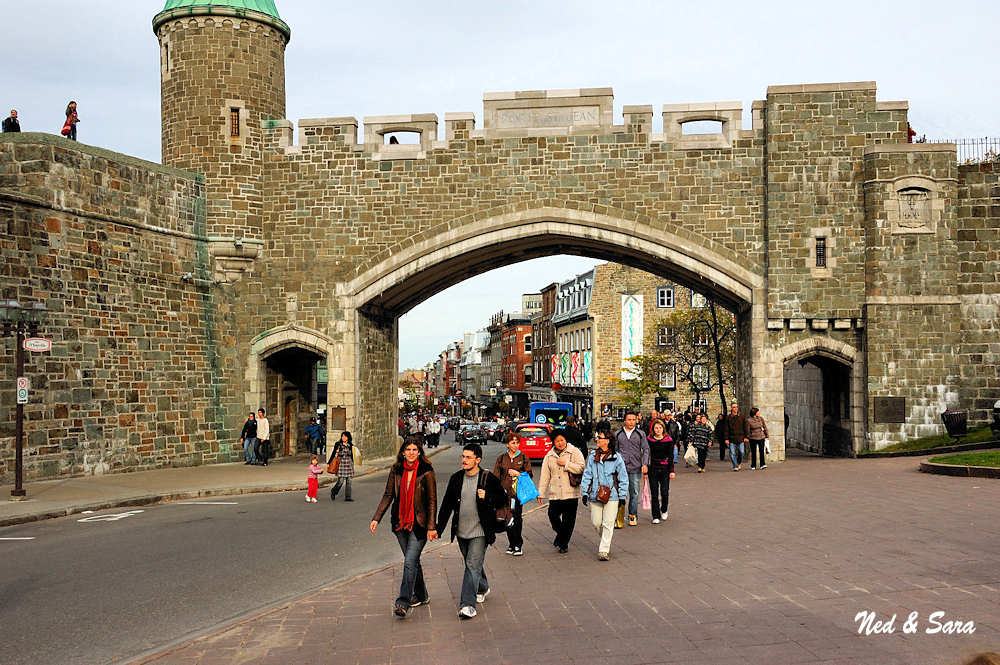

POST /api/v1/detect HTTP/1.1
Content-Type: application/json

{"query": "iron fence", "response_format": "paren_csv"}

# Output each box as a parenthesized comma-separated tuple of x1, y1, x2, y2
(925, 136, 999, 164)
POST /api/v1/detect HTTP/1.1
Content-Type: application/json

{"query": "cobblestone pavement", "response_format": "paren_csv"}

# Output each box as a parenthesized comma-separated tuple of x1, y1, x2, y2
(134, 455, 1000, 665)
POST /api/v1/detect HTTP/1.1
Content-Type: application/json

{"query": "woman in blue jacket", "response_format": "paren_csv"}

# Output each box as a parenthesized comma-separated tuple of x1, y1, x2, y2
(581, 429, 630, 561)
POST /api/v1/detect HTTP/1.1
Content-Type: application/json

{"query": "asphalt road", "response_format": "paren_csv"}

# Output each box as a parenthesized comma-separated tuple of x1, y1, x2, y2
(0, 432, 491, 665)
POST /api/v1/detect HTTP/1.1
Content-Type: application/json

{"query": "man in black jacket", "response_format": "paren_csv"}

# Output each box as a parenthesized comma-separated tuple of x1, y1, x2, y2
(564, 415, 587, 458)
(239, 412, 257, 465)
(2, 110, 19, 133)
(437, 443, 506, 620)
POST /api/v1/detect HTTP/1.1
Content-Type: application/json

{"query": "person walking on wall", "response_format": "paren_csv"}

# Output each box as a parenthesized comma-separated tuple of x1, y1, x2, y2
(492, 431, 531, 556)
(370, 440, 438, 618)
(690, 413, 714, 472)
(613, 411, 649, 527)
(746, 407, 770, 470)
(239, 411, 257, 465)
(2, 110, 20, 133)
(536, 429, 586, 554)
(328, 431, 356, 501)
(437, 444, 506, 620)
(725, 403, 748, 471)
(63, 101, 79, 141)
(255, 408, 270, 466)
(646, 418, 675, 523)
(580, 430, 629, 561)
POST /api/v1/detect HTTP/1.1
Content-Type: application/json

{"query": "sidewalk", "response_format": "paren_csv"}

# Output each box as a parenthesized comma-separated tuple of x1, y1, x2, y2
(0, 446, 450, 528)
(130, 455, 999, 665)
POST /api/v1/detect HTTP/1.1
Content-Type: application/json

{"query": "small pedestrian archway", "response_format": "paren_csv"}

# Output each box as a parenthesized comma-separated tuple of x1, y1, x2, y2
(780, 336, 863, 457)
(248, 324, 332, 458)
(337, 205, 773, 460)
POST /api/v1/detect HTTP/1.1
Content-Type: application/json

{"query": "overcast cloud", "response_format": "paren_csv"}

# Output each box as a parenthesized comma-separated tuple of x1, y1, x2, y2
(3, 1, 997, 368)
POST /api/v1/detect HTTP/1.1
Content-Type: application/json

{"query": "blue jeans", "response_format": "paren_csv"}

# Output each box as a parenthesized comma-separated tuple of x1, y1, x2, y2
(728, 441, 744, 468)
(457, 536, 489, 609)
(244, 437, 258, 463)
(394, 530, 428, 606)
(627, 471, 642, 517)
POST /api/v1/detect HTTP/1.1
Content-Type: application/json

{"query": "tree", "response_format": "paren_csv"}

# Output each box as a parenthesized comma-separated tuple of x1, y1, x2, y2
(617, 299, 737, 413)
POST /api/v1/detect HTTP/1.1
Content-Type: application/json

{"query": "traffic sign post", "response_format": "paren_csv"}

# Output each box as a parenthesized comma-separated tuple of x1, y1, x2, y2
(17, 377, 29, 405)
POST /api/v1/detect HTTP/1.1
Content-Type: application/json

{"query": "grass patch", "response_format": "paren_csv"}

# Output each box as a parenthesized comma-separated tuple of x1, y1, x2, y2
(928, 451, 1000, 467)
(860, 425, 995, 455)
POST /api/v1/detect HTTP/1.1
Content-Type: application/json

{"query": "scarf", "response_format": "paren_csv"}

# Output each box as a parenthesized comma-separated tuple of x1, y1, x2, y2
(396, 460, 418, 532)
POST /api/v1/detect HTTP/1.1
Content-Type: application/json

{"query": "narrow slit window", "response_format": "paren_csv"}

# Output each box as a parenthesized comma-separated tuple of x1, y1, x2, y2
(164, 44, 169, 72)
(816, 237, 827, 268)
(229, 108, 241, 138)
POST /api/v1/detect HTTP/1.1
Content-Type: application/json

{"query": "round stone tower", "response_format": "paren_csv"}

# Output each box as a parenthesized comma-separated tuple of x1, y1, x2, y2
(152, 0, 290, 246)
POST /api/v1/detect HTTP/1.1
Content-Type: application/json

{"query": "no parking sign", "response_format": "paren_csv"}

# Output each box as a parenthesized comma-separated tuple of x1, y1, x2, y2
(16, 376, 28, 405)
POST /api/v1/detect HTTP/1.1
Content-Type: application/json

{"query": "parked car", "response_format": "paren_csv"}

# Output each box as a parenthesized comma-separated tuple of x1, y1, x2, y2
(513, 423, 553, 459)
(457, 424, 486, 445)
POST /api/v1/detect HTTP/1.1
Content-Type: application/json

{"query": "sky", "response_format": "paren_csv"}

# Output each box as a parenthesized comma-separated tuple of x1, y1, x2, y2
(3, 1, 998, 368)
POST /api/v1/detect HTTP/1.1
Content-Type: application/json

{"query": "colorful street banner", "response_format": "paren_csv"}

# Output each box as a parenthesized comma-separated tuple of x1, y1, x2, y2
(621, 294, 643, 378)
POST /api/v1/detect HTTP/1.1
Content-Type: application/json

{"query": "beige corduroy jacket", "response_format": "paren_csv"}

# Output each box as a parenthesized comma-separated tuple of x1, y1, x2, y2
(537, 444, 586, 500)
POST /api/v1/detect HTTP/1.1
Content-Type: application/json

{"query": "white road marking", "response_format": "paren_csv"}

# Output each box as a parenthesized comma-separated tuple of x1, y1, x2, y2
(77, 510, 145, 522)
(174, 501, 239, 505)
(0, 537, 36, 540)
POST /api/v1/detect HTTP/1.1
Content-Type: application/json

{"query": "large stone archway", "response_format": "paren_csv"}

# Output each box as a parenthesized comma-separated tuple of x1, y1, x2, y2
(332, 206, 768, 459)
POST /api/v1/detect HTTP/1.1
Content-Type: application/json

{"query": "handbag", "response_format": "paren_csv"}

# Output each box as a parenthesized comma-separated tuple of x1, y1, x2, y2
(764, 438, 771, 454)
(684, 444, 698, 465)
(61, 120, 72, 136)
(515, 471, 539, 504)
(596, 469, 619, 504)
(481, 473, 513, 528)
(568, 471, 583, 487)
(327, 456, 341, 475)
(640, 475, 651, 511)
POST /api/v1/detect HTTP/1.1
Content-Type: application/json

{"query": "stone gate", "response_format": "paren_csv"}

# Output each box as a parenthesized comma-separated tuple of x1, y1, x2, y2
(1, 1, 997, 481)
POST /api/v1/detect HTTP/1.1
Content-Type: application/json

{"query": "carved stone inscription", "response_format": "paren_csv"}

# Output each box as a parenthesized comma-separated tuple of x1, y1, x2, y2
(496, 106, 600, 129)
(896, 188, 931, 229)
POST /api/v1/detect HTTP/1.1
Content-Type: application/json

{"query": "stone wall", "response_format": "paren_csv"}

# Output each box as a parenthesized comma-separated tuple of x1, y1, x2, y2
(0, 135, 240, 482)
(957, 162, 1000, 422)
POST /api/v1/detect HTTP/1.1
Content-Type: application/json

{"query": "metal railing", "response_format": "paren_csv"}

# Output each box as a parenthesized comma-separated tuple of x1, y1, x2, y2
(923, 136, 999, 164)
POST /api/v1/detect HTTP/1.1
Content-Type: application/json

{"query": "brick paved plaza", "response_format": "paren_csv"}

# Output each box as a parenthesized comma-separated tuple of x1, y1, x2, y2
(137, 455, 999, 665)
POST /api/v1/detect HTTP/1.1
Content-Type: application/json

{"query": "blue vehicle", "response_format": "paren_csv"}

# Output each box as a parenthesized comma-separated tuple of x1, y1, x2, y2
(529, 401, 573, 428)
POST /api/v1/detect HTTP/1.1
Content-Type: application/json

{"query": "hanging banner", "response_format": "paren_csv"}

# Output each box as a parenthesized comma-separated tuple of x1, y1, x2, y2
(582, 351, 593, 386)
(571, 352, 580, 386)
(621, 294, 644, 378)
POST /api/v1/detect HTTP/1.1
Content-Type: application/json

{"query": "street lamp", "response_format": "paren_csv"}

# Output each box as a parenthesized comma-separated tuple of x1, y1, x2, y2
(1, 299, 48, 499)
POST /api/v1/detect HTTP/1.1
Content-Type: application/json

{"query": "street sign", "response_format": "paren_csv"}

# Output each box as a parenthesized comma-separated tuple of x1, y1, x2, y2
(23, 338, 52, 352)
(489, 388, 497, 396)
(17, 376, 28, 404)
(16, 377, 29, 405)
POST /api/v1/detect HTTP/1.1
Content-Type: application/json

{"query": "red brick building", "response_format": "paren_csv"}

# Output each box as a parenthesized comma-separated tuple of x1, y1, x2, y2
(501, 313, 532, 417)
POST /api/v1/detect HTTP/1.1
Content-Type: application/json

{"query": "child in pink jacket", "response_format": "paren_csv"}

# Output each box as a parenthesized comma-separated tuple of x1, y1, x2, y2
(306, 455, 324, 503)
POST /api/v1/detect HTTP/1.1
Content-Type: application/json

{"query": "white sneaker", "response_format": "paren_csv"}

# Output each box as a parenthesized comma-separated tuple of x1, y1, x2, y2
(661, 511, 668, 520)
(458, 606, 477, 619)
(652, 518, 660, 524)
(305, 496, 311, 502)
(476, 588, 490, 603)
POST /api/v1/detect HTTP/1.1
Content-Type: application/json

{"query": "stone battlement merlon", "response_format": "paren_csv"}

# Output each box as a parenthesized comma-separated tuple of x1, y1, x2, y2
(260, 83, 909, 157)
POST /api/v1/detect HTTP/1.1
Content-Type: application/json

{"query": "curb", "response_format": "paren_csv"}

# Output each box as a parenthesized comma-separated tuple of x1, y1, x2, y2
(919, 458, 1000, 479)
(0, 446, 451, 528)
(859, 439, 1000, 459)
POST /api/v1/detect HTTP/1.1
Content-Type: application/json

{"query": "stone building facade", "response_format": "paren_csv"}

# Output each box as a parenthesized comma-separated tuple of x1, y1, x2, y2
(1, 0, 996, 482)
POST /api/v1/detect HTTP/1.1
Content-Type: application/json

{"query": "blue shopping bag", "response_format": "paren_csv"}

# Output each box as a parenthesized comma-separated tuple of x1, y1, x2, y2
(515, 471, 539, 504)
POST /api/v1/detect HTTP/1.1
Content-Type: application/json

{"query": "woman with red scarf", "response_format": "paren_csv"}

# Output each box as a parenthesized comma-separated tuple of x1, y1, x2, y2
(370, 441, 438, 618)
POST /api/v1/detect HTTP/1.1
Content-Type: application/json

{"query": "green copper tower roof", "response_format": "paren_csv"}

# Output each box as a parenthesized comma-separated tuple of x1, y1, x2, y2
(161, 0, 281, 19)
(153, 0, 290, 41)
